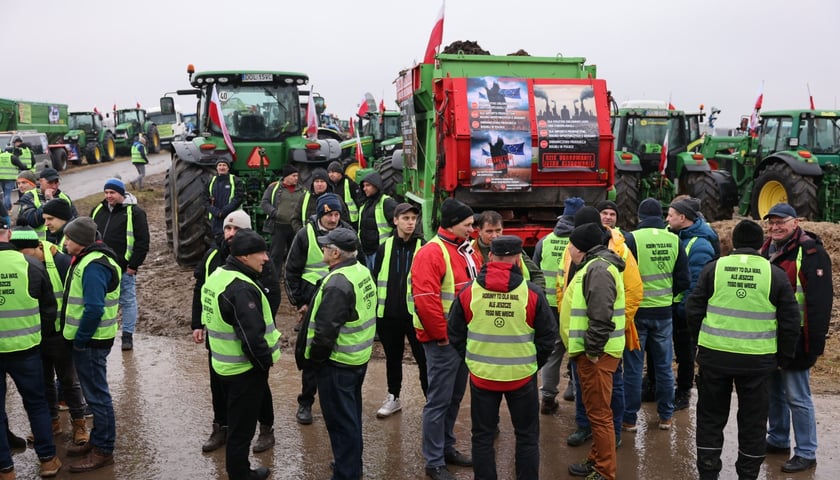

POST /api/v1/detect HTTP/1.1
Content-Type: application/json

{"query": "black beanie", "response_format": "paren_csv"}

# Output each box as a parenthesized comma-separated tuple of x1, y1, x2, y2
(596, 200, 618, 213)
(574, 206, 601, 227)
(64, 217, 98, 247)
(637, 198, 662, 221)
(570, 223, 604, 253)
(732, 220, 765, 250)
(670, 197, 701, 221)
(327, 161, 343, 174)
(440, 199, 474, 228)
(281, 164, 299, 179)
(42, 199, 73, 221)
(230, 229, 267, 256)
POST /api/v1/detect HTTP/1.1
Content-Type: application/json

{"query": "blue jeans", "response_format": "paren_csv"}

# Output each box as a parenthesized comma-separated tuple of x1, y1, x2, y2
(0, 349, 56, 468)
(364, 253, 376, 271)
(571, 357, 623, 434)
(422, 342, 468, 468)
(120, 272, 138, 334)
(0, 180, 13, 212)
(767, 368, 817, 460)
(317, 363, 367, 480)
(623, 316, 674, 424)
(73, 346, 115, 453)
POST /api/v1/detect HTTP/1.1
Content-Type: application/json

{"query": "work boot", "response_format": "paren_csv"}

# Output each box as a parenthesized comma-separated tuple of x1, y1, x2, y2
(201, 423, 227, 452)
(568, 458, 595, 477)
(562, 378, 575, 401)
(674, 388, 691, 411)
(39, 455, 62, 477)
(540, 397, 559, 415)
(72, 418, 89, 445)
(567, 426, 592, 446)
(121, 332, 133, 351)
(296, 404, 313, 425)
(0, 467, 14, 480)
(444, 449, 472, 467)
(68, 446, 113, 473)
(252, 425, 275, 453)
(66, 441, 93, 457)
(247, 466, 270, 479)
(6, 427, 25, 450)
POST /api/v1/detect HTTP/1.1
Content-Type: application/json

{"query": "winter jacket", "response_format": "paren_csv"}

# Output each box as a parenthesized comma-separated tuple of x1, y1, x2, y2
(207, 173, 245, 237)
(285, 217, 357, 307)
(572, 245, 627, 358)
(373, 233, 425, 319)
(760, 227, 833, 370)
(686, 248, 801, 375)
(191, 238, 282, 331)
(260, 179, 306, 233)
(0, 243, 57, 350)
(625, 216, 690, 319)
(91, 200, 150, 272)
(18, 189, 77, 229)
(671, 217, 719, 319)
(448, 261, 556, 391)
(532, 215, 575, 266)
(473, 237, 545, 292)
(62, 243, 121, 349)
(410, 227, 483, 343)
(357, 172, 397, 254)
(292, 169, 351, 231)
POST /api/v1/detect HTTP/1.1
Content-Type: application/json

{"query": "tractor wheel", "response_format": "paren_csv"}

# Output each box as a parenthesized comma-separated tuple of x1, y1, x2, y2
(50, 148, 68, 171)
(147, 125, 161, 153)
(101, 133, 116, 162)
(84, 143, 101, 164)
(375, 156, 403, 199)
(685, 172, 728, 221)
(750, 162, 818, 220)
(164, 156, 214, 267)
(615, 172, 640, 231)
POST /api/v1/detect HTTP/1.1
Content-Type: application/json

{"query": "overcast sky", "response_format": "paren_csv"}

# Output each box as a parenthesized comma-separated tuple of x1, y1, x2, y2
(7, 0, 838, 128)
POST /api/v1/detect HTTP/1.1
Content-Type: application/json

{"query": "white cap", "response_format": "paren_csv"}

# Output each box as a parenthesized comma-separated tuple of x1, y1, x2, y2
(223, 210, 251, 230)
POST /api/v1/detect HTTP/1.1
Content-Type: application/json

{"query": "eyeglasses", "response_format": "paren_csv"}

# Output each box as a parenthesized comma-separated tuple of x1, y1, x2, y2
(765, 217, 795, 227)
(321, 244, 337, 251)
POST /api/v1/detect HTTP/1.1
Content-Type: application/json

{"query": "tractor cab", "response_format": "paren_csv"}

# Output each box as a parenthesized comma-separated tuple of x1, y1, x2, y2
(68, 112, 103, 133)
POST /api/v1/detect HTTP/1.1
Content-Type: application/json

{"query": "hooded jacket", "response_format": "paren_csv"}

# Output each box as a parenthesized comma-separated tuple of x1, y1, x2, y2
(760, 227, 832, 370)
(292, 168, 350, 231)
(357, 172, 397, 254)
(91, 199, 150, 272)
(671, 216, 719, 318)
(533, 215, 575, 265)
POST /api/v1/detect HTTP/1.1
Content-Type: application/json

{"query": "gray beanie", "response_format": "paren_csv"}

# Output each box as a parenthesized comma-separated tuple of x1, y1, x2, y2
(63, 217, 98, 246)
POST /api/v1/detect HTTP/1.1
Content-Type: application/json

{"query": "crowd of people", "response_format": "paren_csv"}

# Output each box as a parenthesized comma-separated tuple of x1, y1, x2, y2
(0, 146, 833, 480)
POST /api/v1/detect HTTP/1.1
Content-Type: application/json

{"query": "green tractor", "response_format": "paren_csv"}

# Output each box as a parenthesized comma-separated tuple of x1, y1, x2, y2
(700, 109, 840, 220)
(612, 100, 735, 229)
(112, 108, 161, 155)
(163, 67, 342, 266)
(340, 107, 403, 191)
(65, 111, 116, 164)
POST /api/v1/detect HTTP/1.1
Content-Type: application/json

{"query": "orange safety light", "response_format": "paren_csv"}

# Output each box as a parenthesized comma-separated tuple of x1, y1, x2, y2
(798, 150, 812, 159)
(305, 142, 321, 150)
(200, 143, 217, 151)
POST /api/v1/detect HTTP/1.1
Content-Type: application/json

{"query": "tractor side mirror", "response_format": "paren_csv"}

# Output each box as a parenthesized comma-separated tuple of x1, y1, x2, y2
(160, 97, 175, 115)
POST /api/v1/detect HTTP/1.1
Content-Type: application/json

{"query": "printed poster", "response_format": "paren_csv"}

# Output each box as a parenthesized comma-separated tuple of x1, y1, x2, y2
(534, 84, 599, 171)
(467, 77, 532, 192)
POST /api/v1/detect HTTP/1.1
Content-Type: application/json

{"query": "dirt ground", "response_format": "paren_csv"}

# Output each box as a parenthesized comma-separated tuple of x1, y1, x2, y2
(81, 173, 840, 393)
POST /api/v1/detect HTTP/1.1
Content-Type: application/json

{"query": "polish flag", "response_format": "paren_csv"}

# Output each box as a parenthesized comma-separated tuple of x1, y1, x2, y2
(808, 83, 815, 110)
(354, 129, 367, 168)
(357, 96, 370, 117)
(306, 92, 319, 141)
(658, 129, 669, 176)
(209, 84, 236, 159)
(423, 1, 445, 64)
(748, 81, 764, 135)
(348, 117, 355, 137)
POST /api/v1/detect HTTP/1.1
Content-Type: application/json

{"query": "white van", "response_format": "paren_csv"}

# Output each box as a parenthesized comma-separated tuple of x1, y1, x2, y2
(146, 106, 186, 146)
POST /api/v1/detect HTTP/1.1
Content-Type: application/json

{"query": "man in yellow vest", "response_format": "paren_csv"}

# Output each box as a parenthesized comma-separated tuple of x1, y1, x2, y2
(292, 168, 349, 232)
(201, 228, 279, 480)
(472, 210, 544, 291)
(10, 227, 89, 448)
(372, 203, 427, 418)
(327, 161, 362, 223)
(0, 221, 62, 478)
(686, 220, 800, 480)
(260, 164, 305, 272)
(287, 193, 355, 425)
(302, 227, 376, 480)
(448, 235, 556, 479)
(17, 168, 76, 240)
(207, 158, 245, 240)
(0, 147, 26, 212)
(129, 135, 149, 190)
(60, 217, 122, 472)
(42, 198, 74, 249)
(562, 222, 626, 480)
(357, 171, 397, 269)
(12, 137, 34, 171)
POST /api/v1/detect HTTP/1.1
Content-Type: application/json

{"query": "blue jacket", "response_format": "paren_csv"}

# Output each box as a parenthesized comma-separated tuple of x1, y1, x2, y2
(672, 217, 719, 318)
(72, 244, 121, 349)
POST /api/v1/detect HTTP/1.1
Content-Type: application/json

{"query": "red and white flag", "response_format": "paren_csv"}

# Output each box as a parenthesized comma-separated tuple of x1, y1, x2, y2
(306, 91, 319, 141)
(209, 84, 236, 159)
(748, 81, 764, 134)
(658, 129, 670, 176)
(423, 1, 445, 64)
(357, 96, 369, 117)
(348, 117, 355, 137)
(354, 129, 367, 168)
(808, 83, 815, 110)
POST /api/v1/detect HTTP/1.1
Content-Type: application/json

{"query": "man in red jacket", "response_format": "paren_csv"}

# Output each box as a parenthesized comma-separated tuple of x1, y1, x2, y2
(411, 198, 481, 480)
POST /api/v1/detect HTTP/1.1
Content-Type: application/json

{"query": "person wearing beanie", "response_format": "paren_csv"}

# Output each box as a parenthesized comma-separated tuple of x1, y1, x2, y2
(191, 211, 281, 455)
(686, 219, 801, 480)
(596, 200, 619, 229)
(357, 171, 397, 269)
(562, 222, 627, 480)
(448, 234, 556, 480)
(665, 195, 720, 410)
(129, 134, 149, 190)
(17, 170, 77, 240)
(562, 205, 644, 449)
(201, 228, 279, 480)
(42, 198, 75, 248)
(16, 170, 39, 195)
(0, 146, 28, 212)
(534, 197, 582, 411)
(621, 197, 690, 433)
(411, 197, 482, 478)
(91, 179, 150, 351)
(327, 161, 362, 225)
(759, 204, 832, 473)
(61, 216, 123, 472)
(261, 164, 306, 272)
(302, 227, 376, 480)
(286, 190, 356, 426)
(207, 157, 245, 240)
(292, 168, 350, 232)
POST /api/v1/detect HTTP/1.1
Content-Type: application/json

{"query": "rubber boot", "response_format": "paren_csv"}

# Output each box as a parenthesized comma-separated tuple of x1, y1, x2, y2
(72, 418, 89, 445)
(252, 425, 275, 453)
(201, 423, 227, 452)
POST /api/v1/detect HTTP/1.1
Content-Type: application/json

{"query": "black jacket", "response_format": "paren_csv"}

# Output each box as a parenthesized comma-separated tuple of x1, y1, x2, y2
(91, 200, 150, 271)
(0, 243, 57, 353)
(207, 173, 245, 237)
(373, 233, 425, 319)
(357, 172, 397, 255)
(284, 217, 356, 307)
(686, 248, 801, 375)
